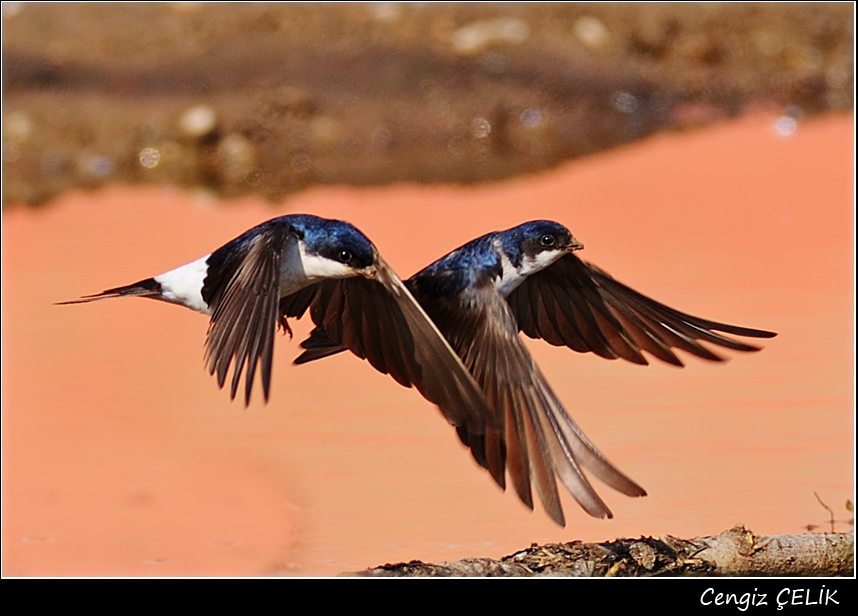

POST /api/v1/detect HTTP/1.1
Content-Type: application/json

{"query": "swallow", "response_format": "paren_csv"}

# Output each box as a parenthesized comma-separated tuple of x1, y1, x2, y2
(295, 220, 777, 526)
(59, 214, 496, 433)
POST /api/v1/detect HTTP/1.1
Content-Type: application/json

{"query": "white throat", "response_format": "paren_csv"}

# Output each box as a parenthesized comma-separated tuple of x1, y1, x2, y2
(493, 240, 565, 296)
(292, 239, 355, 283)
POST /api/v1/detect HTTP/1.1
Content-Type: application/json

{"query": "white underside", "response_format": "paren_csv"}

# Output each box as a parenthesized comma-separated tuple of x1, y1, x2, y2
(154, 254, 212, 315)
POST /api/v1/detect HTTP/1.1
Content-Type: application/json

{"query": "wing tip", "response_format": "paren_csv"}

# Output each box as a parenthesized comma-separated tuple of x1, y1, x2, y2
(547, 507, 567, 527)
(717, 325, 778, 339)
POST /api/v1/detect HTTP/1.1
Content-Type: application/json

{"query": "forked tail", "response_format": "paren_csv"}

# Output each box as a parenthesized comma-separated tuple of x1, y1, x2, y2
(56, 278, 162, 305)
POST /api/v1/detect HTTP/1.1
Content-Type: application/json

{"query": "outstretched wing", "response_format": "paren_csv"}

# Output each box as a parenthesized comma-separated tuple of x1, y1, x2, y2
(202, 223, 291, 405)
(282, 256, 494, 430)
(410, 277, 646, 526)
(508, 253, 776, 366)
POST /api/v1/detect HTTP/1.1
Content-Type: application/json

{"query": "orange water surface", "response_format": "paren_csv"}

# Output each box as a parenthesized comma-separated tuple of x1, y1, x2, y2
(2, 113, 853, 576)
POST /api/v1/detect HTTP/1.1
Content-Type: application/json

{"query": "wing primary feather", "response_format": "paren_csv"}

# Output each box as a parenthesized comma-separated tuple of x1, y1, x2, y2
(534, 292, 566, 347)
(301, 260, 495, 433)
(565, 289, 622, 359)
(509, 253, 775, 367)
(228, 299, 253, 400)
(545, 288, 595, 353)
(586, 300, 649, 364)
(517, 385, 565, 526)
(313, 281, 342, 343)
(377, 298, 416, 388)
(535, 363, 646, 495)
(531, 379, 613, 519)
(503, 390, 533, 511)
(203, 223, 288, 405)
(601, 301, 682, 365)
(484, 428, 506, 490)
(599, 284, 735, 358)
(544, 289, 605, 356)
(595, 270, 776, 339)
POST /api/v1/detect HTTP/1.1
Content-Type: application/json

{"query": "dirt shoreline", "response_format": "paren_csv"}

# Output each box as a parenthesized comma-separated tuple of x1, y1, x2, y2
(3, 3, 853, 205)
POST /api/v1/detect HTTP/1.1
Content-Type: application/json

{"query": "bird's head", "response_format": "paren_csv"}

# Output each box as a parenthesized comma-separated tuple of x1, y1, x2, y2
(506, 220, 583, 276)
(289, 216, 377, 280)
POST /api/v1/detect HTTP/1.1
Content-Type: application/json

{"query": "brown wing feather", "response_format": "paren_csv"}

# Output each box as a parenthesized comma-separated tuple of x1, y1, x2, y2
(203, 224, 290, 405)
(509, 253, 776, 365)
(298, 258, 495, 430)
(416, 281, 646, 524)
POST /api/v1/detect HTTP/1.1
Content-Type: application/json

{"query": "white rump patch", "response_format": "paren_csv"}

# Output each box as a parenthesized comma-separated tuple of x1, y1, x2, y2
(154, 254, 212, 314)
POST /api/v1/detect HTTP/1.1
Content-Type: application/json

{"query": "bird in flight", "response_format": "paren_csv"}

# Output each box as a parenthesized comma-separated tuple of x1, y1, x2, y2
(294, 220, 777, 526)
(58, 214, 494, 434)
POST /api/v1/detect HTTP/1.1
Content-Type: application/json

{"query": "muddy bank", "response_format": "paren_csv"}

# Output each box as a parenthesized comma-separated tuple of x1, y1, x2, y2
(2, 3, 853, 205)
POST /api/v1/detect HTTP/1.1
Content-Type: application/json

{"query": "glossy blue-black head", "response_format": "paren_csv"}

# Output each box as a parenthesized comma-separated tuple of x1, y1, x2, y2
(288, 215, 377, 271)
(503, 220, 582, 262)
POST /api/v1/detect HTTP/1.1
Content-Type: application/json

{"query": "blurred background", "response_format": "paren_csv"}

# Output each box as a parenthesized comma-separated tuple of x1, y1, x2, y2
(3, 2, 853, 205)
(2, 3, 854, 577)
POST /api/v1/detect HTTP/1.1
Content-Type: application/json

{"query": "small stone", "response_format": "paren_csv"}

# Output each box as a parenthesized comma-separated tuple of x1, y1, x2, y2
(470, 117, 491, 139)
(178, 105, 217, 139)
(79, 154, 114, 178)
(519, 108, 543, 129)
(574, 16, 610, 49)
(772, 115, 797, 138)
(629, 542, 656, 571)
(138, 147, 161, 169)
(451, 17, 530, 56)
(310, 116, 342, 145)
(611, 91, 639, 114)
(4, 111, 32, 142)
(368, 3, 401, 23)
(217, 133, 256, 182)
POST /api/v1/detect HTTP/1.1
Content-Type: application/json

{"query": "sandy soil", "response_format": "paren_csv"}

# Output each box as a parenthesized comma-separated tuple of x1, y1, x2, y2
(2, 112, 853, 577)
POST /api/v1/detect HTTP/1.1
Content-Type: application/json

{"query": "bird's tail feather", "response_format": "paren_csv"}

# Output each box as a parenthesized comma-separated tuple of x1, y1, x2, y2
(293, 326, 348, 364)
(56, 278, 162, 305)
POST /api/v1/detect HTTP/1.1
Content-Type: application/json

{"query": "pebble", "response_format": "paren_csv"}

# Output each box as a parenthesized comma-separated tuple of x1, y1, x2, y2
(217, 133, 256, 181)
(178, 104, 217, 139)
(138, 147, 161, 169)
(4, 111, 32, 142)
(470, 117, 491, 139)
(574, 16, 610, 49)
(451, 17, 530, 55)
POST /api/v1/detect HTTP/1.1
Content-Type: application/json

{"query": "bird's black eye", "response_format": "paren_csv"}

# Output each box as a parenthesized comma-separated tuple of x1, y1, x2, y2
(539, 234, 555, 247)
(338, 250, 352, 263)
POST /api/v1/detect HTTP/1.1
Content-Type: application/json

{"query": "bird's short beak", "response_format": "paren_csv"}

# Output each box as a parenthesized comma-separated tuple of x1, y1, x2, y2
(568, 237, 584, 252)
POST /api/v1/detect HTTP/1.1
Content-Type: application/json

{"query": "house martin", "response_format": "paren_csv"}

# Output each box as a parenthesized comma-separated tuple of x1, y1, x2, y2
(59, 214, 494, 433)
(295, 220, 777, 526)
